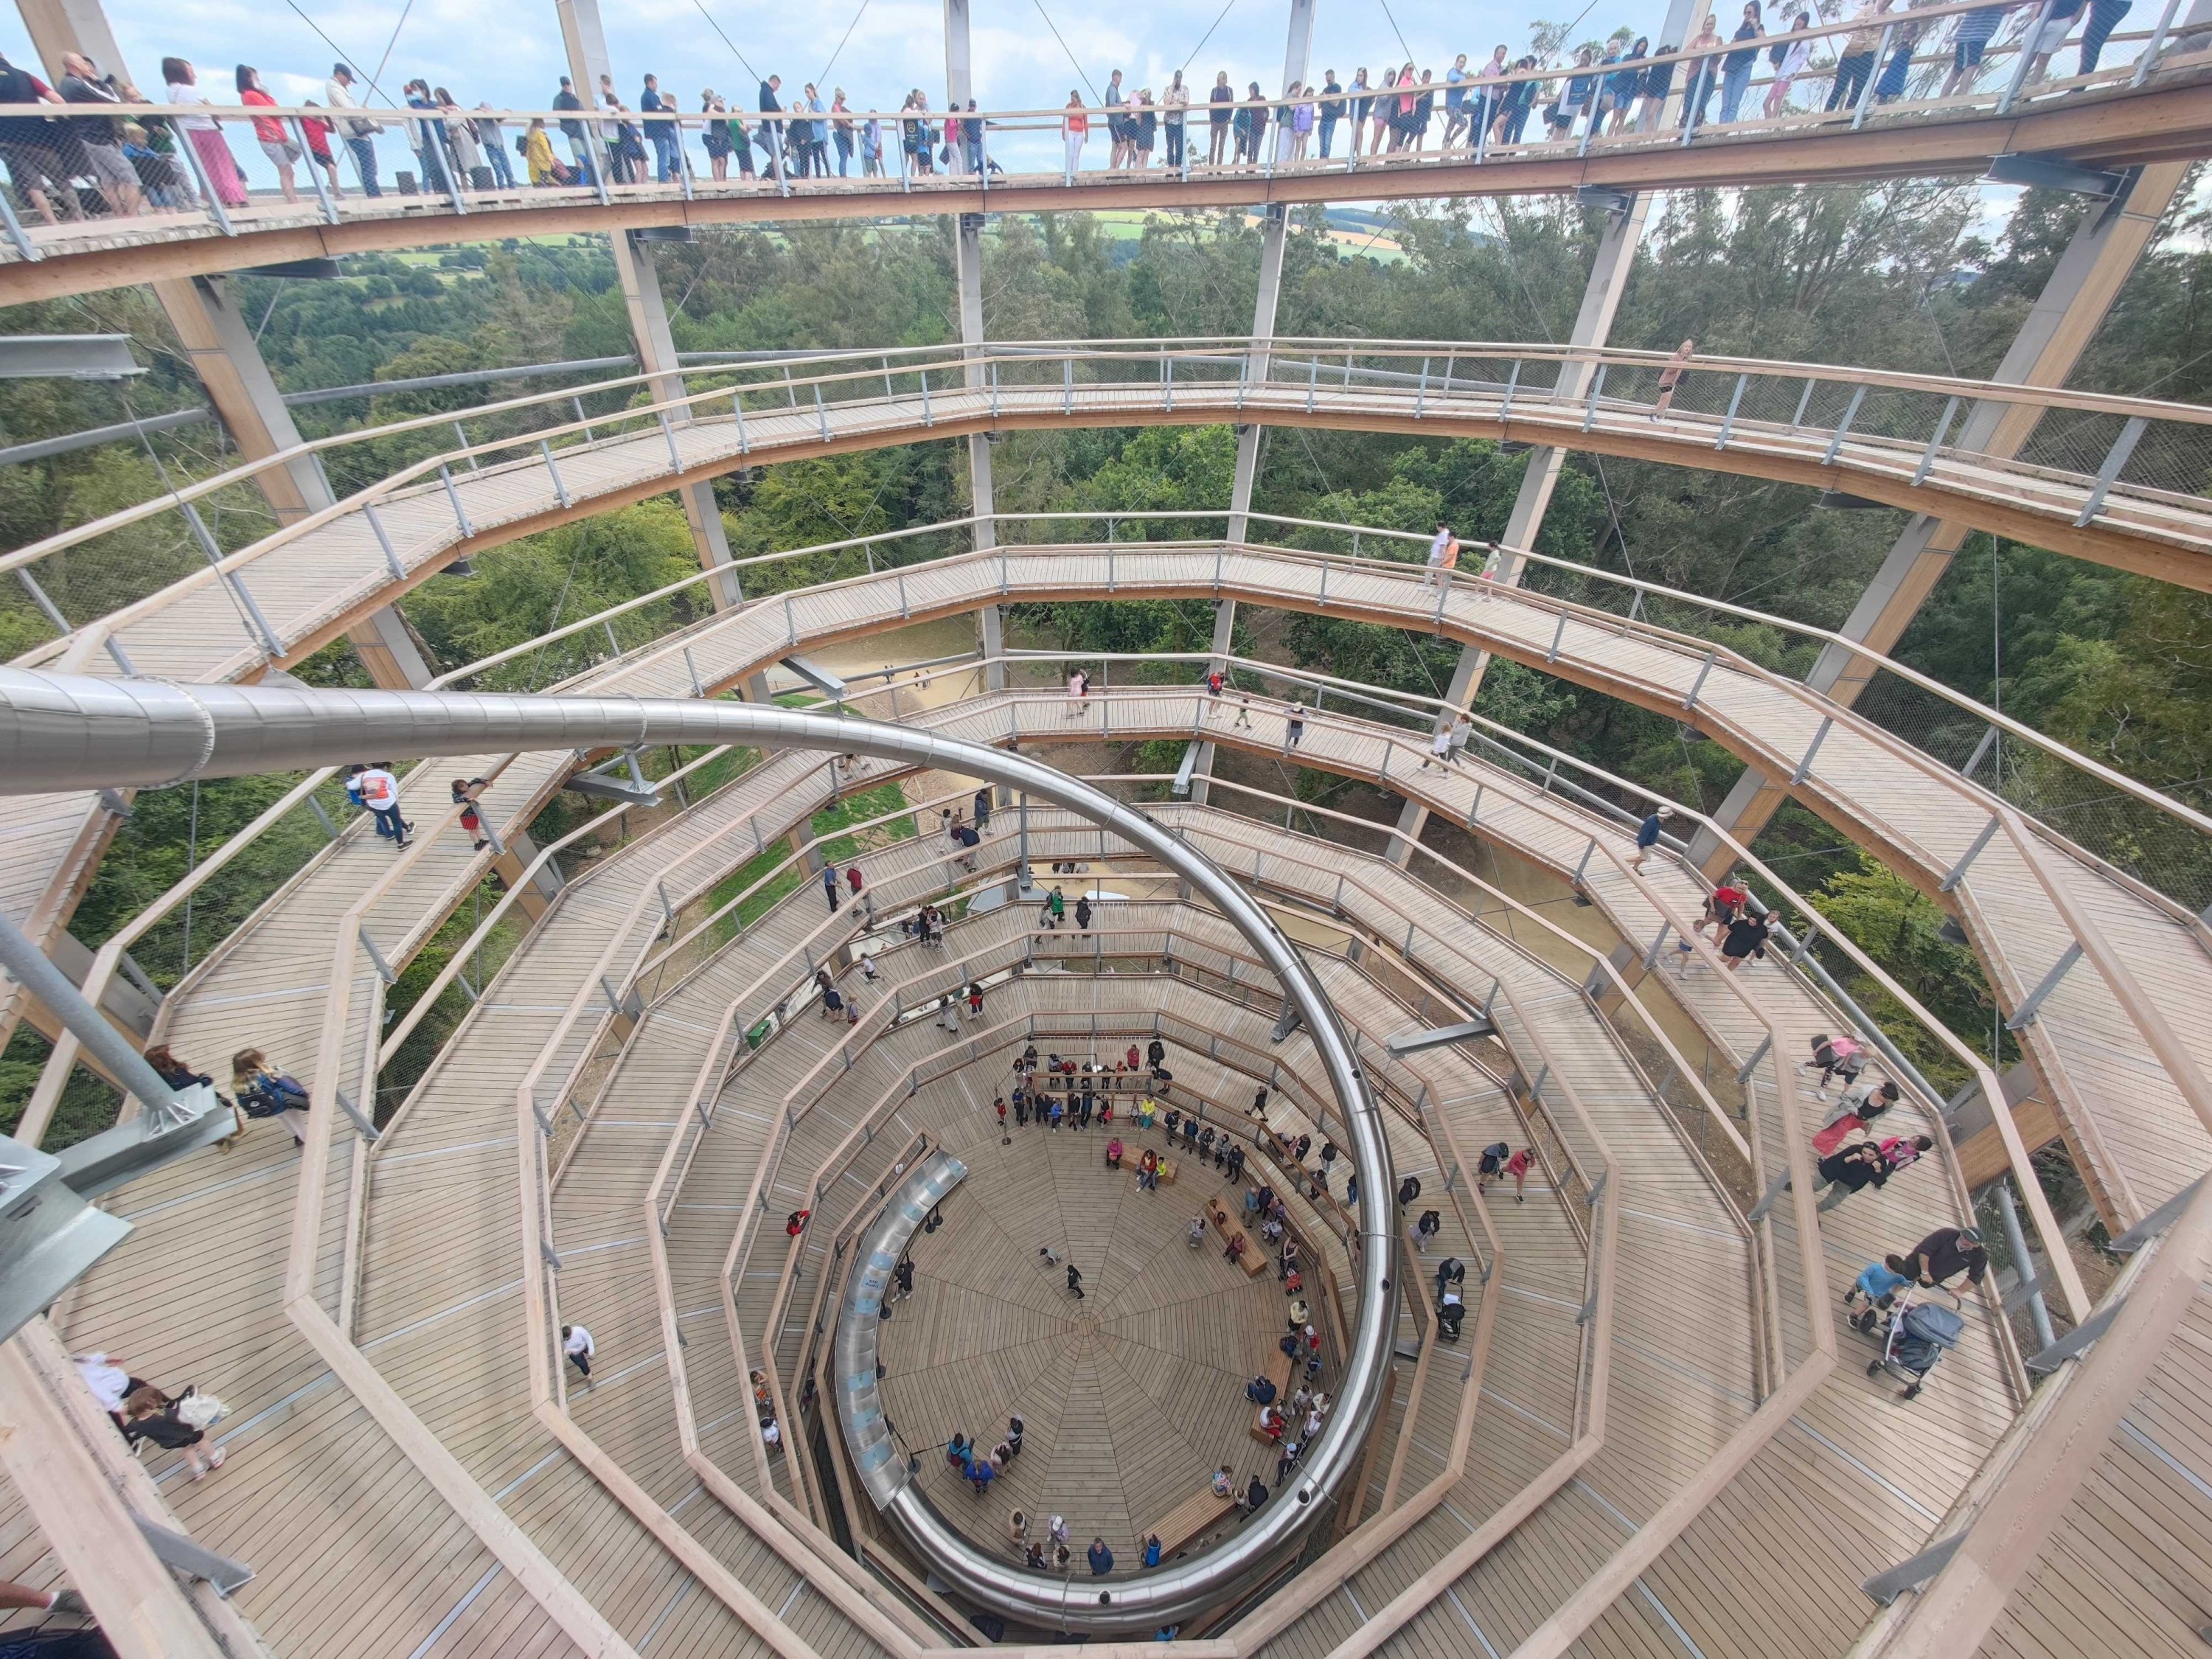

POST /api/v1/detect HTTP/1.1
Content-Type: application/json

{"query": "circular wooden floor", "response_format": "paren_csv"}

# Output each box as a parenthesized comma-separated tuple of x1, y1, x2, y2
(877, 1117, 1300, 1568)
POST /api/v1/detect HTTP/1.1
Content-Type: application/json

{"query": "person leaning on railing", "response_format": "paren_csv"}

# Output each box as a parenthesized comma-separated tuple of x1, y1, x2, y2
(324, 63, 381, 195)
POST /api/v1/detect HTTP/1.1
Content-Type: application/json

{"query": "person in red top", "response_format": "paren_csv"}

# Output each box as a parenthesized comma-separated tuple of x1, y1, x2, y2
(1502, 1147, 1534, 1203)
(299, 100, 341, 198)
(1704, 874, 1750, 942)
(236, 64, 301, 201)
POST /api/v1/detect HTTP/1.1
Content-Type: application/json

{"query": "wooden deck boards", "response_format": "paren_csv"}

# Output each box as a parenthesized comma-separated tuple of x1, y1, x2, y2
(15, 530, 2201, 1655)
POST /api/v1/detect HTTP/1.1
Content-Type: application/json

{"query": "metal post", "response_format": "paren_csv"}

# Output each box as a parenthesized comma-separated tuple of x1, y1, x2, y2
(1913, 396, 1961, 484)
(1714, 372, 1748, 449)
(1790, 716, 1833, 785)
(1822, 385, 1868, 464)
(1581, 364, 1608, 431)
(1851, 24, 1895, 130)
(439, 465, 474, 537)
(291, 118, 341, 223)
(2005, 941, 2082, 1030)
(364, 503, 405, 582)
(1994, 1175, 2056, 1350)
(15, 568, 68, 634)
(2132, 0, 2184, 83)
(2073, 415, 2148, 526)
(1939, 815, 2003, 891)
(1999, 0, 2055, 112)
(0, 183, 40, 262)
(540, 441, 571, 508)
(171, 124, 234, 234)
(1684, 647, 1716, 710)
(0, 914, 184, 1114)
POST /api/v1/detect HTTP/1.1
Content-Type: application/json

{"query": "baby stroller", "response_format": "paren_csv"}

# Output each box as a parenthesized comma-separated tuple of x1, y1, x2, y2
(1864, 1287, 1964, 1400)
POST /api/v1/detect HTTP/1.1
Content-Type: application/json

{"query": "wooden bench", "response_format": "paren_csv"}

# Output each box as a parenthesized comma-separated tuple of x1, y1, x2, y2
(1250, 1405, 1287, 1445)
(1147, 1485, 1236, 1557)
(1263, 1345, 1293, 1397)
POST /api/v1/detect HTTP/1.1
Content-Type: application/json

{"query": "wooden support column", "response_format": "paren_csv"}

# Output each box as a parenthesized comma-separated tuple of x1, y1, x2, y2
(1382, 67, 1683, 863)
(556, 0, 758, 649)
(23, 0, 437, 694)
(944, 0, 1006, 688)
(1692, 160, 2190, 875)
(1192, 0, 1312, 802)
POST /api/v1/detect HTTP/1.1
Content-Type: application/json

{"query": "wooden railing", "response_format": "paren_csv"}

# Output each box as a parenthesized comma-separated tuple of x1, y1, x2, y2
(16, 331, 2212, 678)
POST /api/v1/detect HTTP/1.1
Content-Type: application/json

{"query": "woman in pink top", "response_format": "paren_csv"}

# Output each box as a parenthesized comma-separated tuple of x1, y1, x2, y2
(163, 57, 248, 205)
(1502, 1147, 1534, 1202)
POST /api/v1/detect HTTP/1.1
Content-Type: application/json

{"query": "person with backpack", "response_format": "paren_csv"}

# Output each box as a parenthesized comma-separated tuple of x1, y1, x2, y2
(1814, 1141, 1890, 1211)
(355, 762, 411, 847)
(232, 1047, 311, 1148)
(451, 777, 491, 851)
(1803, 1033, 1866, 1095)
(1415, 1208, 1441, 1251)
(1434, 1256, 1465, 1301)
(1476, 1141, 1510, 1191)
(1074, 895, 1093, 932)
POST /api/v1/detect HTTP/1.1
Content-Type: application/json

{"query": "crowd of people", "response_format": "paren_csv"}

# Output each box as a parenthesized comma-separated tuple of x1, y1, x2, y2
(0, 0, 2147, 223)
(950, 1039, 1360, 1573)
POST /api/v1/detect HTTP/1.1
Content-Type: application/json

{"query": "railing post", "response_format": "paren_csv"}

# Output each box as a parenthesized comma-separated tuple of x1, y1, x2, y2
(1684, 648, 1715, 711)
(2000, 0, 2056, 112)
(540, 440, 571, 509)
(1714, 372, 1748, 450)
(1851, 24, 1896, 131)
(1913, 395, 1961, 485)
(0, 184, 40, 262)
(1581, 364, 1608, 431)
(2073, 415, 2149, 526)
(1939, 815, 2003, 892)
(362, 501, 406, 582)
(1790, 717, 1834, 785)
(171, 126, 234, 234)
(1545, 611, 1568, 664)
(2133, 0, 2184, 83)
(292, 117, 341, 223)
(439, 465, 474, 538)
(15, 568, 66, 634)
(1821, 385, 1868, 464)
(2005, 941, 2082, 1030)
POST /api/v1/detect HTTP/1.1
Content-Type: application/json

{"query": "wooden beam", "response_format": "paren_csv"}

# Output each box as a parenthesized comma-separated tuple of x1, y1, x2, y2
(0, 1328, 232, 1659)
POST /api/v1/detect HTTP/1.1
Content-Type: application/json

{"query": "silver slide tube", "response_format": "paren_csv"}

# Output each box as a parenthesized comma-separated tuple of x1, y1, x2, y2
(0, 669, 1394, 1630)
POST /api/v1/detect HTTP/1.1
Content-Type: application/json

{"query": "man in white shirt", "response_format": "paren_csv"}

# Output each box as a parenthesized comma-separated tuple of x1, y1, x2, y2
(355, 762, 411, 846)
(325, 64, 382, 196)
(561, 1323, 594, 1386)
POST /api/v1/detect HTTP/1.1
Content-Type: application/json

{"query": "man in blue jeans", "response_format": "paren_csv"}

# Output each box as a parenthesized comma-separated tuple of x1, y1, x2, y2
(640, 74, 680, 181)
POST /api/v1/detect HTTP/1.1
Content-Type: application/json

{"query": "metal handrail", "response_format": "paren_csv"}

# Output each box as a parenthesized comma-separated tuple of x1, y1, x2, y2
(0, 16, 2193, 270)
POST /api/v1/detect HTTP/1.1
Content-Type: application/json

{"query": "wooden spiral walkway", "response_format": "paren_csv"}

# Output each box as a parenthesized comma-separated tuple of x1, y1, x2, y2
(13, 537, 2208, 1262)
(5, 561, 2197, 1654)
